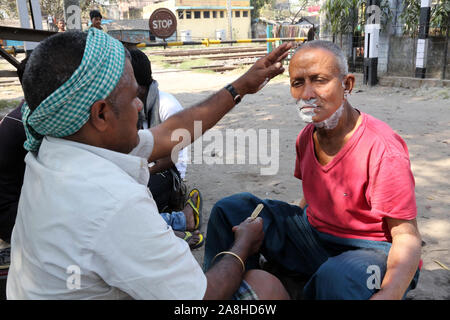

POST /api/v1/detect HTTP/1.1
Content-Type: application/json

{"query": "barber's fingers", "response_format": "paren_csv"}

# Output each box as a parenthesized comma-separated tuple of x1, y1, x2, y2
(232, 216, 263, 232)
(266, 62, 286, 79)
(264, 42, 293, 65)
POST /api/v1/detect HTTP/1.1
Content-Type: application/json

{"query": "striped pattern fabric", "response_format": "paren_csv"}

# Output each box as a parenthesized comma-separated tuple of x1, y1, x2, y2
(232, 280, 259, 300)
(22, 28, 125, 152)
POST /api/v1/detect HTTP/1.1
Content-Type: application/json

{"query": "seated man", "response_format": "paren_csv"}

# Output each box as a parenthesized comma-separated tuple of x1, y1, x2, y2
(0, 58, 28, 261)
(204, 40, 422, 300)
(130, 48, 188, 210)
(129, 48, 203, 248)
(6, 29, 292, 299)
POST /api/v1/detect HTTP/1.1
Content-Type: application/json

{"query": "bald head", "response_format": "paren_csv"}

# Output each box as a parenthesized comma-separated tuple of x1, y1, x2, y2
(294, 40, 348, 78)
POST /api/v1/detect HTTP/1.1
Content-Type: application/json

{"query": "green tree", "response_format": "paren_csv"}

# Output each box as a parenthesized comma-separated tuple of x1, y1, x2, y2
(430, 0, 449, 35)
(399, 0, 420, 36)
(400, 0, 449, 36)
(289, 0, 314, 24)
(40, 0, 64, 19)
(251, 0, 273, 19)
(321, 0, 392, 44)
(0, 0, 18, 19)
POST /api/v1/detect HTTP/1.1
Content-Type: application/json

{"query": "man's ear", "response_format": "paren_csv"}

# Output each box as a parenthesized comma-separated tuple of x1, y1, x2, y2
(343, 74, 356, 94)
(89, 100, 117, 132)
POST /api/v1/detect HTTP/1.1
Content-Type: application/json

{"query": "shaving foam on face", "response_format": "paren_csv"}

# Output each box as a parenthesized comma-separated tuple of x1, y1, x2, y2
(296, 81, 348, 130)
(297, 98, 318, 123)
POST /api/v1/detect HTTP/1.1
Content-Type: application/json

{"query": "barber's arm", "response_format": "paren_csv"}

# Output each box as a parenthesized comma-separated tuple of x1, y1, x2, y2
(148, 43, 292, 163)
(148, 156, 176, 174)
(202, 217, 264, 300)
(370, 218, 421, 300)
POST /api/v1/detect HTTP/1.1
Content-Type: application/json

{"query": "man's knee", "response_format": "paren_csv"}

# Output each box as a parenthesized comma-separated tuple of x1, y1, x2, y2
(244, 269, 290, 300)
(210, 192, 258, 224)
(305, 249, 387, 300)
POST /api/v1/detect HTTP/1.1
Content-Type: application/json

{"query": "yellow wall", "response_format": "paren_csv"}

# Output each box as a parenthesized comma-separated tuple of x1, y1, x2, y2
(174, 0, 250, 6)
(177, 9, 251, 40)
(143, 0, 251, 40)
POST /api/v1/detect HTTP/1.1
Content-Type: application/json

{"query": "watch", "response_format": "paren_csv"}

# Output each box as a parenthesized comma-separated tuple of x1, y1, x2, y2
(224, 84, 241, 105)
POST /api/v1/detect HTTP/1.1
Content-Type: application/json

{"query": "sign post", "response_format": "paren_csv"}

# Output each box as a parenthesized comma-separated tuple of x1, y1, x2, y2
(63, 0, 82, 31)
(149, 8, 177, 42)
(363, 1, 381, 86)
(16, 0, 43, 53)
(415, 0, 431, 78)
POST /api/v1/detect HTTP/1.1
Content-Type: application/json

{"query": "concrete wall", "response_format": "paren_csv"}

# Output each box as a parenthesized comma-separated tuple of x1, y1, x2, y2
(388, 36, 449, 80)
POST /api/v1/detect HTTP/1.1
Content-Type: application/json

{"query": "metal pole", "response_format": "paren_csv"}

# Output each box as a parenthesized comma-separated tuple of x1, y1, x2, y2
(442, 20, 449, 80)
(227, 0, 232, 43)
(415, 0, 431, 78)
(136, 37, 306, 48)
(363, 0, 380, 86)
(28, 0, 36, 29)
(64, 0, 82, 31)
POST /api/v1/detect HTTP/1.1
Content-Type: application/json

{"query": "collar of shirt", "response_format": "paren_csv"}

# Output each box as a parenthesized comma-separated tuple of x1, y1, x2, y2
(44, 134, 151, 186)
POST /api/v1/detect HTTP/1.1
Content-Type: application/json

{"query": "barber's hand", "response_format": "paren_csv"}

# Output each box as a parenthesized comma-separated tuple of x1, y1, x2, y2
(232, 217, 264, 257)
(232, 42, 293, 96)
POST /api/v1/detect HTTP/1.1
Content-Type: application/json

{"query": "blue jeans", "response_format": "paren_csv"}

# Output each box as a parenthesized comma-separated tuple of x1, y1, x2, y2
(160, 211, 186, 231)
(203, 192, 420, 300)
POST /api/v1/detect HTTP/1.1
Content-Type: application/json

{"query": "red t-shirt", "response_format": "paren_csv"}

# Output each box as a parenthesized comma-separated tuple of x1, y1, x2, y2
(294, 112, 417, 242)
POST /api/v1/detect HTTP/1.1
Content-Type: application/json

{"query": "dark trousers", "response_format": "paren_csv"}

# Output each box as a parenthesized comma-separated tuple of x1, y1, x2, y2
(203, 192, 420, 300)
(0, 202, 17, 242)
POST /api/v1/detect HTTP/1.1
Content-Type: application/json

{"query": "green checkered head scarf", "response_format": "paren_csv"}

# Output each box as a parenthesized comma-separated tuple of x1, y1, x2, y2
(22, 28, 125, 152)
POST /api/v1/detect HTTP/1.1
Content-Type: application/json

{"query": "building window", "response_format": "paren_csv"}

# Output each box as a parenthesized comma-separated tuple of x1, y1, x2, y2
(185, 11, 191, 19)
(220, 11, 224, 18)
(212, 11, 217, 18)
(178, 10, 184, 19)
(194, 11, 201, 19)
(204, 11, 210, 19)
(243, 10, 248, 17)
(235, 11, 240, 18)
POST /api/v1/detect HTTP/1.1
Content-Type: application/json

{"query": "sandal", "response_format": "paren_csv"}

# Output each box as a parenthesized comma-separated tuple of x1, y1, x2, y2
(182, 231, 205, 250)
(185, 188, 202, 230)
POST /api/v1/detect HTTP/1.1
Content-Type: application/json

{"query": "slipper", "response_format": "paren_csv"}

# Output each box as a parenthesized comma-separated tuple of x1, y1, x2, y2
(185, 188, 203, 230)
(183, 231, 205, 250)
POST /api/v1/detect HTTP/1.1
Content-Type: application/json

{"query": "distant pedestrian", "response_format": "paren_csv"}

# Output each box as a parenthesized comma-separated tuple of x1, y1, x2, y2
(89, 10, 103, 31)
(307, 26, 316, 41)
(57, 18, 65, 32)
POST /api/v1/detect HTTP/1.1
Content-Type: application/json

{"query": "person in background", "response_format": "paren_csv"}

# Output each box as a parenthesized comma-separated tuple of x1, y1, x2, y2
(89, 10, 103, 31)
(57, 19, 65, 32)
(0, 57, 28, 270)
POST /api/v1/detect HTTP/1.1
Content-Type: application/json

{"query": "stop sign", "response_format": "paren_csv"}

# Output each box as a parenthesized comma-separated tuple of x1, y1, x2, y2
(149, 8, 177, 39)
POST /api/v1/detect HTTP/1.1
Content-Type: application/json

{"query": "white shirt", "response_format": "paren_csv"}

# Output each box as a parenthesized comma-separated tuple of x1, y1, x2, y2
(7, 130, 206, 299)
(144, 90, 188, 179)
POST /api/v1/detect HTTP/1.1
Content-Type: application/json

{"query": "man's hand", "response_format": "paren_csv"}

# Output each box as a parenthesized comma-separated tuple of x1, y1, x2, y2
(203, 217, 264, 300)
(149, 156, 175, 174)
(232, 42, 293, 96)
(232, 217, 264, 258)
(148, 42, 292, 163)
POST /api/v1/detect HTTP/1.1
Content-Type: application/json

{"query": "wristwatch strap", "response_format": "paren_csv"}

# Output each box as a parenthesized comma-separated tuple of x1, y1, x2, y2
(224, 84, 241, 105)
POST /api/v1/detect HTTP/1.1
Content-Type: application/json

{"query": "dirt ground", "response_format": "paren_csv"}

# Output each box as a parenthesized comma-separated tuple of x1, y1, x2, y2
(0, 56, 449, 299)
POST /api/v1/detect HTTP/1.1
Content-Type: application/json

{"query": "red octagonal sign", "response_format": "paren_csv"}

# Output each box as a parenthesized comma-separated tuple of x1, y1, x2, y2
(149, 8, 177, 39)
